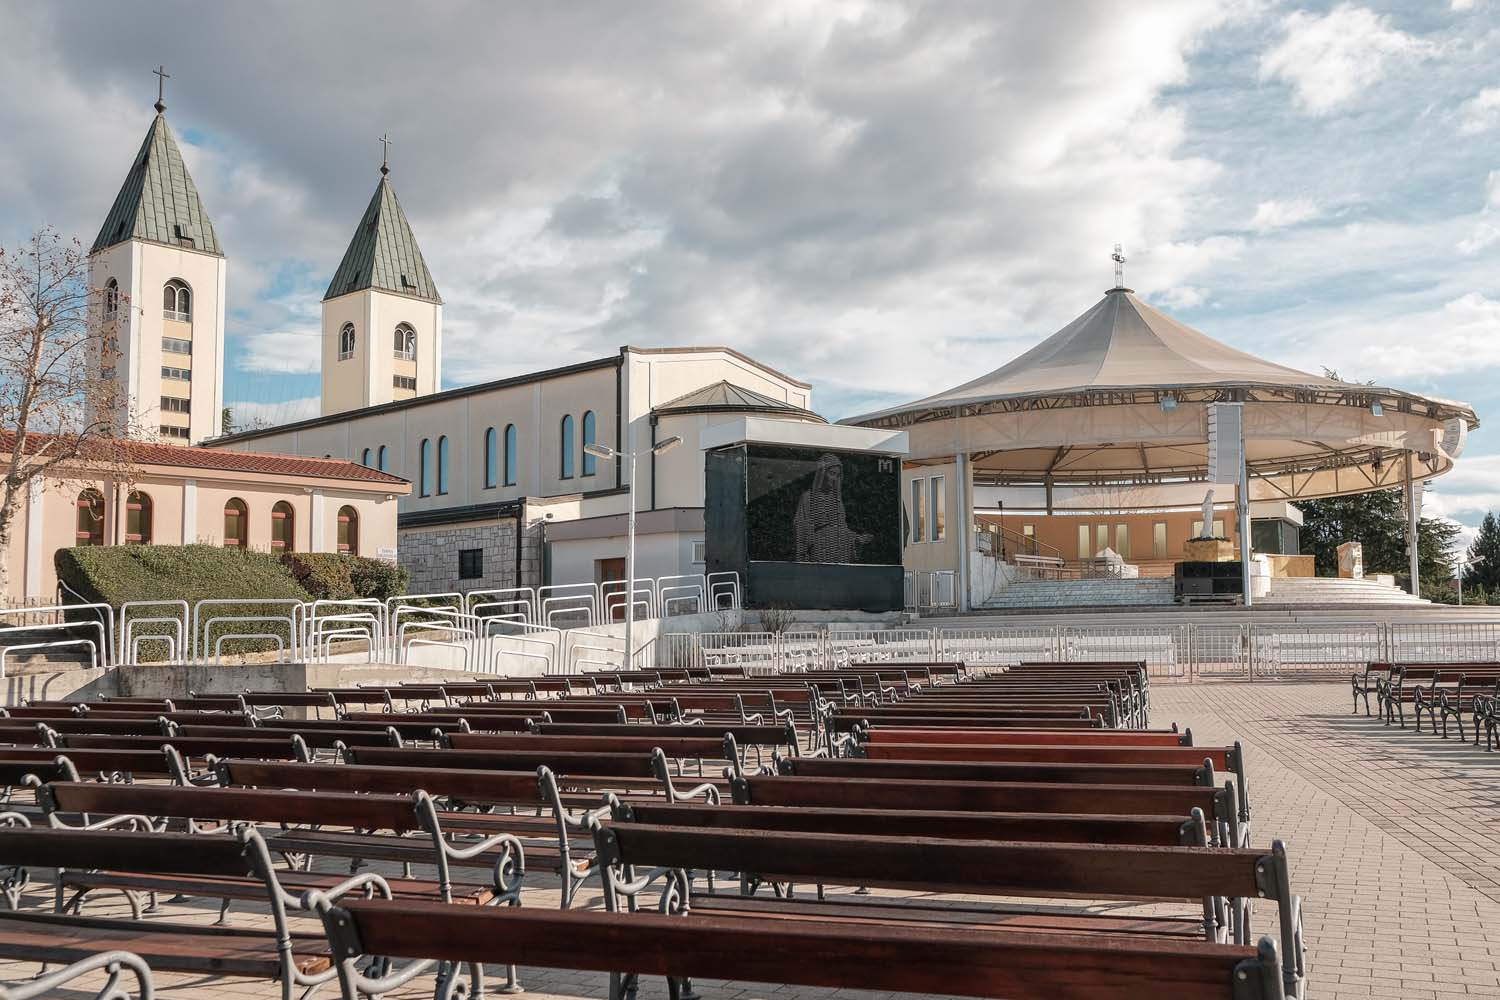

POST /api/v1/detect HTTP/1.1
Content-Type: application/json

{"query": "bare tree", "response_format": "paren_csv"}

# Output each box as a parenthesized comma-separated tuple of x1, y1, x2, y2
(0, 229, 131, 599)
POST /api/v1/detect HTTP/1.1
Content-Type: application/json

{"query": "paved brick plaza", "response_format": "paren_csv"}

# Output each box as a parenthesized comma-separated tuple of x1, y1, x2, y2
(3, 680, 1497, 999)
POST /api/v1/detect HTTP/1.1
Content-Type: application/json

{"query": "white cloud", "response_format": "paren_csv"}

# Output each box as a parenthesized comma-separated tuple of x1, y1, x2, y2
(1342, 292, 1500, 378)
(1457, 170, 1500, 253)
(1258, 5, 1428, 115)
(222, 397, 321, 434)
(1457, 87, 1500, 135)
(1451, 0, 1476, 11)
(235, 330, 321, 375)
(1249, 198, 1319, 231)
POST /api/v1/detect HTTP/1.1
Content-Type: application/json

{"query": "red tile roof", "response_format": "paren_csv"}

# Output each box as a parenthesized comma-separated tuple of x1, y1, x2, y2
(0, 431, 408, 487)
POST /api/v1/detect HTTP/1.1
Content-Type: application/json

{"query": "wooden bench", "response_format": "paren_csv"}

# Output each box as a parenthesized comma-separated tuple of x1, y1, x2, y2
(589, 819, 1304, 997)
(305, 895, 1290, 1000)
(0, 825, 346, 994)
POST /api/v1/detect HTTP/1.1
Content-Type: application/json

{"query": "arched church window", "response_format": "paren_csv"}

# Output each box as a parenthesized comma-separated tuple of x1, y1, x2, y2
(75, 489, 105, 545)
(163, 280, 191, 322)
(338, 323, 356, 361)
(394, 325, 416, 361)
(104, 279, 119, 320)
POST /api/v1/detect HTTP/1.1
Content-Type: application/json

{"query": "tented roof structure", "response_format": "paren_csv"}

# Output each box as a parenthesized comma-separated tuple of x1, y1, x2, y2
(846, 288, 1478, 503)
(324, 173, 441, 304)
(92, 113, 222, 257)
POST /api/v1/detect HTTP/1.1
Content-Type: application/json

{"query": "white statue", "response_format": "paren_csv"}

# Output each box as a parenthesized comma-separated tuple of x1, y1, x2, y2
(1199, 489, 1216, 538)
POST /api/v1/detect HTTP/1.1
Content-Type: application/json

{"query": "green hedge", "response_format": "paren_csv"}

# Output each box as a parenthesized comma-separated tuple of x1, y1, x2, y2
(282, 552, 409, 602)
(56, 545, 311, 662)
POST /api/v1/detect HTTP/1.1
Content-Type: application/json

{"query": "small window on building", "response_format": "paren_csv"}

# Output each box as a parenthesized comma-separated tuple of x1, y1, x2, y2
(400, 274, 417, 291)
(223, 498, 247, 548)
(103, 279, 119, 319)
(1153, 521, 1168, 559)
(161, 366, 191, 381)
(581, 411, 597, 476)
(458, 548, 483, 580)
(159, 425, 190, 440)
(1095, 524, 1109, 555)
(394, 324, 416, 361)
(503, 424, 517, 486)
(163, 279, 191, 321)
(337, 506, 359, 555)
(1115, 523, 1130, 559)
(418, 439, 431, 497)
(75, 489, 105, 545)
(560, 415, 575, 479)
(377, 445, 388, 472)
(271, 501, 295, 552)
(125, 491, 153, 544)
(691, 540, 706, 564)
(483, 427, 497, 488)
(361, 448, 371, 467)
(909, 479, 926, 544)
(160, 396, 190, 413)
(338, 323, 356, 361)
(1077, 524, 1091, 559)
(393, 375, 417, 391)
(172, 223, 195, 248)
(436, 436, 449, 495)
(929, 475, 946, 542)
(162, 337, 192, 355)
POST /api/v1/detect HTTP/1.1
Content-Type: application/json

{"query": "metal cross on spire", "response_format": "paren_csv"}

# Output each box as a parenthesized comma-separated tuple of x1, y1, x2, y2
(1111, 243, 1127, 289)
(153, 65, 170, 114)
(378, 132, 392, 175)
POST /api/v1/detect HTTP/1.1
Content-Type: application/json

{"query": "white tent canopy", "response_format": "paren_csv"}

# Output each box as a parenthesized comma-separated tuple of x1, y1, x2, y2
(846, 288, 1477, 502)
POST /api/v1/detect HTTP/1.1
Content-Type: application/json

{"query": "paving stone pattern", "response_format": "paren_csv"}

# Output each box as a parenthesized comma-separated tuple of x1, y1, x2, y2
(3, 681, 1498, 998)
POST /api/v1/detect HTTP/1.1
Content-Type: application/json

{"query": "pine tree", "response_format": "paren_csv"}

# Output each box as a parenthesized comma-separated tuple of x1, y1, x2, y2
(1465, 512, 1500, 590)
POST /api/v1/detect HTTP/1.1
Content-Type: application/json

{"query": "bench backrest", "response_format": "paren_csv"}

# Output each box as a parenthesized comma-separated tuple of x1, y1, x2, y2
(40, 781, 420, 833)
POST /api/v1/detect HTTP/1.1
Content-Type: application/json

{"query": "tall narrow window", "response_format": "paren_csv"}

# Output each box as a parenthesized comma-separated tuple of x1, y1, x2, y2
(338, 323, 356, 361)
(75, 489, 105, 545)
(125, 491, 153, 544)
(419, 439, 431, 497)
(581, 411, 597, 476)
(103, 279, 119, 319)
(909, 479, 926, 544)
(337, 506, 359, 555)
(393, 324, 416, 360)
(483, 427, 498, 488)
(1115, 523, 1130, 558)
(1153, 521, 1168, 559)
(360, 448, 371, 467)
(270, 501, 295, 552)
(560, 415, 575, 479)
(377, 445, 388, 472)
(1095, 524, 1109, 555)
(503, 424, 517, 486)
(223, 498, 248, 548)
(929, 475, 946, 542)
(437, 435, 450, 495)
(163, 279, 191, 321)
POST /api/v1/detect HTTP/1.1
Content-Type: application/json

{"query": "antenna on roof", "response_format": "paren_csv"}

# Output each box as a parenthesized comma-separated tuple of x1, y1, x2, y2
(153, 65, 170, 114)
(1111, 243, 1126, 289)
(378, 132, 392, 176)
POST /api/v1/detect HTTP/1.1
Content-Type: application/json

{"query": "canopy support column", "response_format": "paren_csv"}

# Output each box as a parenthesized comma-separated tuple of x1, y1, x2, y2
(1238, 445, 1253, 608)
(957, 452, 972, 613)
(1405, 451, 1420, 596)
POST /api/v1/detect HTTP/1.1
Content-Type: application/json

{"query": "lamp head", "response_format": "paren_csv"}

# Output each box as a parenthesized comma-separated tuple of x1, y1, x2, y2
(652, 436, 683, 455)
(583, 443, 616, 461)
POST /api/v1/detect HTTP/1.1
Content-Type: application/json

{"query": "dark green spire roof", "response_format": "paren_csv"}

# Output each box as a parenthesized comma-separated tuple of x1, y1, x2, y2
(323, 175, 441, 303)
(91, 114, 222, 257)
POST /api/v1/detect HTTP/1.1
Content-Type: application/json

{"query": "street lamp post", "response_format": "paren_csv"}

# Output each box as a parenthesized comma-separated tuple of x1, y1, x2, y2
(583, 435, 682, 669)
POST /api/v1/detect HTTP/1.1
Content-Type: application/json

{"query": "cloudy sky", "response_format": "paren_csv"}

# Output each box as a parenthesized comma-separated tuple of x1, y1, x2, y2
(2, 1, 1497, 533)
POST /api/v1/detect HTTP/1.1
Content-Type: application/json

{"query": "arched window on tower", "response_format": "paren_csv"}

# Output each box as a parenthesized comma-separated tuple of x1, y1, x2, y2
(223, 498, 248, 548)
(394, 325, 416, 361)
(437, 436, 450, 495)
(377, 445, 388, 472)
(270, 501, 295, 552)
(338, 323, 356, 361)
(337, 506, 359, 555)
(163, 280, 191, 322)
(104, 279, 119, 320)
(560, 415, 575, 479)
(504, 424, 517, 486)
(581, 411, 597, 476)
(360, 448, 371, 467)
(75, 489, 105, 545)
(125, 491, 153, 544)
(484, 428, 498, 489)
